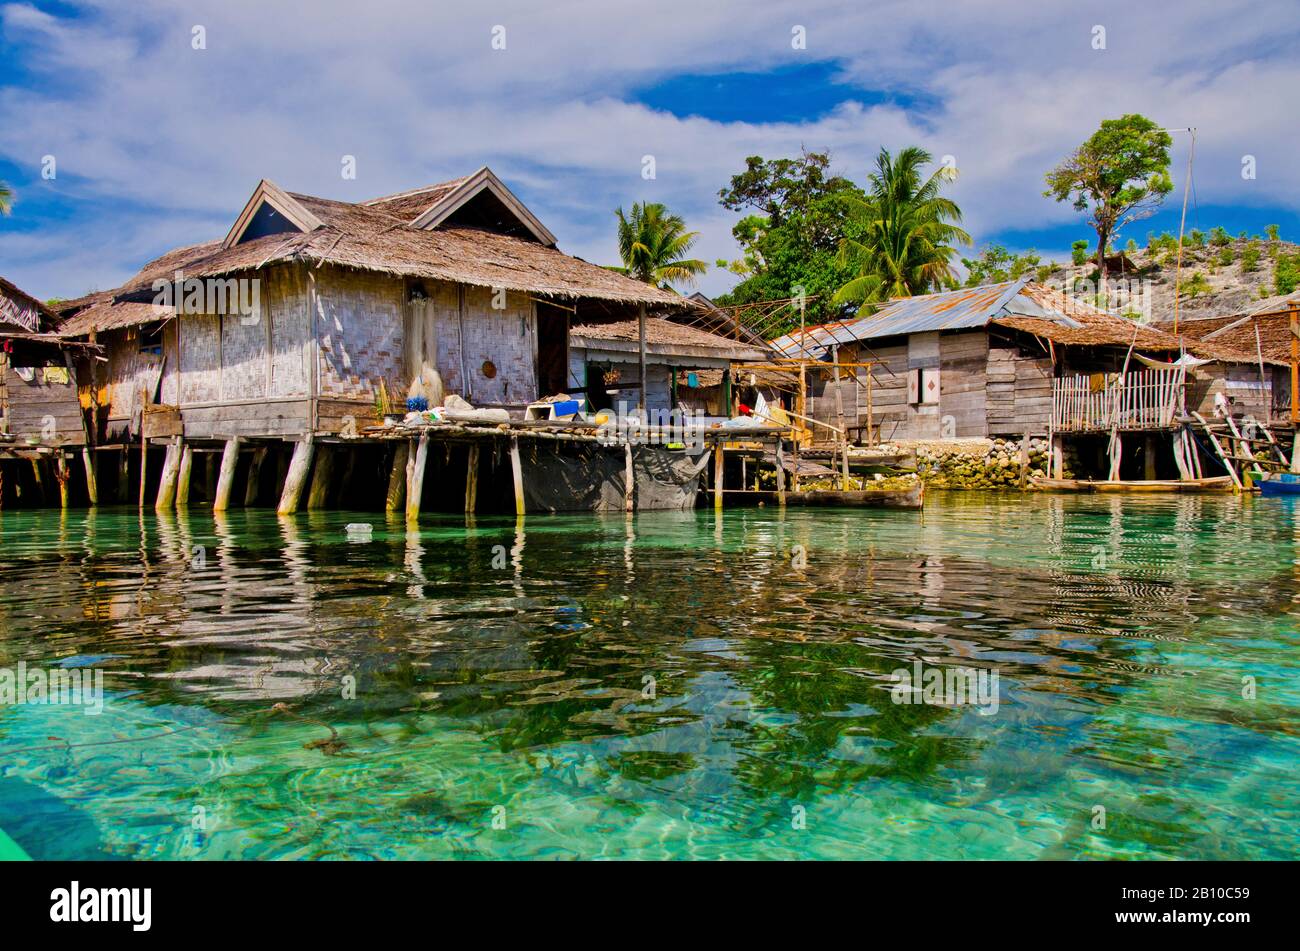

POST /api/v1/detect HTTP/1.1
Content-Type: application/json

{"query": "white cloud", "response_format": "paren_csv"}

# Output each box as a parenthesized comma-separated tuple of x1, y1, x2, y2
(0, 0, 1296, 299)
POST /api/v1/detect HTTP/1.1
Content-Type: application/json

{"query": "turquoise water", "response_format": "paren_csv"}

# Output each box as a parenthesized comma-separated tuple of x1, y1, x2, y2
(0, 494, 1297, 860)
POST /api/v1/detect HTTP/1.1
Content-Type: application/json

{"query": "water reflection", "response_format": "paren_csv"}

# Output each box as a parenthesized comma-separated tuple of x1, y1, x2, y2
(0, 494, 1297, 860)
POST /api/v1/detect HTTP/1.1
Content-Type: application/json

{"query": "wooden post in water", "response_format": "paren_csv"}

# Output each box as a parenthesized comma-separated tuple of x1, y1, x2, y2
(176, 443, 194, 507)
(464, 443, 479, 514)
(307, 444, 334, 510)
(385, 442, 408, 514)
(405, 432, 428, 522)
(155, 440, 182, 511)
(624, 441, 634, 513)
(54, 453, 71, 509)
(213, 437, 242, 512)
(81, 449, 98, 506)
(30, 458, 47, 505)
(116, 449, 131, 503)
(1018, 432, 1031, 489)
(509, 436, 526, 517)
(774, 437, 786, 506)
(244, 447, 267, 506)
(278, 437, 314, 515)
(713, 440, 724, 511)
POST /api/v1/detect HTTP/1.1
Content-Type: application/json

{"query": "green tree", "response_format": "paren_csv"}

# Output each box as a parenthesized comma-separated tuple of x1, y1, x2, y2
(714, 150, 868, 327)
(1071, 239, 1091, 265)
(961, 245, 1040, 287)
(1044, 114, 1173, 288)
(614, 202, 707, 288)
(833, 146, 970, 310)
(1274, 253, 1300, 296)
(1265, 224, 1280, 242)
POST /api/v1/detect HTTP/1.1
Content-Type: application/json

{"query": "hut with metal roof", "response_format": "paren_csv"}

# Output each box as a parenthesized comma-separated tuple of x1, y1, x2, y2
(768, 278, 1286, 482)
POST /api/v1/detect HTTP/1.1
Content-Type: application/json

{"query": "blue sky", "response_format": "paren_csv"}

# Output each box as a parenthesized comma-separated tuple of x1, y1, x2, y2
(3, 0, 1300, 301)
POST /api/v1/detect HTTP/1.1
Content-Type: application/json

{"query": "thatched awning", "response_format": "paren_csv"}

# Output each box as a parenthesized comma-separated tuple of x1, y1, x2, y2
(1, 275, 61, 335)
(571, 317, 769, 362)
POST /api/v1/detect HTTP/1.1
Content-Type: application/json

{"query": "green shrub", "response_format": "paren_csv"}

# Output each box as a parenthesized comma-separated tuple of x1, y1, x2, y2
(1275, 253, 1300, 295)
(1209, 226, 1231, 247)
(1071, 239, 1090, 266)
(1242, 245, 1261, 272)
(1266, 224, 1280, 242)
(1218, 247, 1234, 266)
(1180, 272, 1210, 298)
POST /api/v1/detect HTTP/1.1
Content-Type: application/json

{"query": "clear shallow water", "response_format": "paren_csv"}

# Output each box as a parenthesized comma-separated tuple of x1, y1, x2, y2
(0, 493, 1297, 860)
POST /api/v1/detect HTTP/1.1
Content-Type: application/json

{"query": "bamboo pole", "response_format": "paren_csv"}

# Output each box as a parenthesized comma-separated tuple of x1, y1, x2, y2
(154, 440, 181, 512)
(81, 448, 98, 506)
(278, 437, 313, 515)
(176, 443, 194, 507)
(138, 387, 148, 508)
(509, 436, 525, 517)
(306, 444, 334, 510)
(213, 437, 242, 512)
(624, 440, 634, 513)
(385, 442, 408, 513)
(405, 432, 428, 522)
(774, 437, 786, 505)
(243, 446, 267, 506)
(713, 441, 724, 511)
(464, 442, 479, 514)
(55, 453, 70, 509)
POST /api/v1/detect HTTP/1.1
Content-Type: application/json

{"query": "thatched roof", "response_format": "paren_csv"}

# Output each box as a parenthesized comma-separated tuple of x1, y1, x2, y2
(571, 317, 769, 362)
(1160, 293, 1299, 364)
(58, 173, 690, 336)
(1, 275, 60, 335)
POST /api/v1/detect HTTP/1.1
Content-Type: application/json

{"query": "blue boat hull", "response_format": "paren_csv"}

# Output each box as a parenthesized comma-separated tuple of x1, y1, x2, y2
(1260, 475, 1300, 496)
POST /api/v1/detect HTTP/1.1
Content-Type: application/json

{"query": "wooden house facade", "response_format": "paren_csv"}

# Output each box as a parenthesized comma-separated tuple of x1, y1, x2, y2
(55, 168, 762, 511)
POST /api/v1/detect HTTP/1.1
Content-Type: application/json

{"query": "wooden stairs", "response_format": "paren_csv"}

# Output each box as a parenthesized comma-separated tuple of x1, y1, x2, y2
(1190, 412, 1294, 489)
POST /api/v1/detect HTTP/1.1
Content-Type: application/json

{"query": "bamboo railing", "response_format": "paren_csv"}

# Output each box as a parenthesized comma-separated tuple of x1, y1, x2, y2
(1052, 367, 1185, 433)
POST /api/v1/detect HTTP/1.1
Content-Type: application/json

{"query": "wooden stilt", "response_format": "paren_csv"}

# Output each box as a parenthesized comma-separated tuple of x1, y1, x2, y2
(117, 449, 131, 503)
(509, 436, 525, 517)
(386, 442, 408, 514)
(55, 453, 70, 509)
(624, 441, 634, 513)
(30, 457, 47, 505)
(1018, 432, 1031, 489)
(1051, 437, 1064, 479)
(138, 405, 148, 508)
(307, 444, 335, 510)
(243, 447, 267, 506)
(176, 444, 194, 506)
(1108, 432, 1122, 481)
(406, 431, 429, 521)
(277, 437, 314, 515)
(213, 437, 242, 512)
(1143, 433, 1157, 481)
(81, 448, 98, 505)
(0, 463, 5, 510)
(713, 441, 724, 511)
(155, 440, 182, 511)
(775, 438, 786, 505)
(464, 443, 479, 514)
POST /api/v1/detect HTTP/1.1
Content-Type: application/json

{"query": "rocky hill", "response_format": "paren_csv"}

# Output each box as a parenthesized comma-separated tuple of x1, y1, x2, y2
(1040, 232, 1300, 324)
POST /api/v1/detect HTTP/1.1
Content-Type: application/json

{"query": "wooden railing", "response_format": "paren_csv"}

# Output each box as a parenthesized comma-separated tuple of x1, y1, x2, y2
(1052, 367, 1185, 433)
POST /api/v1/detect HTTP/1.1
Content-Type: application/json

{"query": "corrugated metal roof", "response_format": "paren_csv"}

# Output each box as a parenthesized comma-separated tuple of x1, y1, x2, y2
(842, 278, 1029, 342)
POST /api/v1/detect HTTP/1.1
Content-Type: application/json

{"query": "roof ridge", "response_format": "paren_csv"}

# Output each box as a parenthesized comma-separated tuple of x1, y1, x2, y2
(361, 173, 477, 206)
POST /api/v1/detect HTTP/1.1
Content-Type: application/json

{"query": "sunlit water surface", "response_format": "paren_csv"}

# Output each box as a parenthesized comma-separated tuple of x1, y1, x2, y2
(1, 492, 1297, 860)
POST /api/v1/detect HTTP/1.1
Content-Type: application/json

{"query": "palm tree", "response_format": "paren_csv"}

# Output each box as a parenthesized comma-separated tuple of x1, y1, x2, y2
(614, 202, 708, 288)
(833, 147, 970, 310)
(0, 181, 12, 215)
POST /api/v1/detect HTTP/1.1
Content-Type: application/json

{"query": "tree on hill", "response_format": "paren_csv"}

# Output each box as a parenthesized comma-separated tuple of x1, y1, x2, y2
(1044, 114, 1173, 289)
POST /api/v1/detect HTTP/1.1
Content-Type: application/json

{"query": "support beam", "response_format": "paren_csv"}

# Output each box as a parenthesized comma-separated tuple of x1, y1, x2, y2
(30, 458, 47, 505)
(307, 444, 335, 510)
(278, 437, 314, 515)
(637, 302, 647, 415)
(1018, 432, 1031, 489)
(509, 436, 526, 517)
(405, 432, 428, 522)
(214, 437, 243, 512)
(81, 448, 98, 506)
(624, 441, 634, 513)
(55, 454, 70, 509)
(386, 442, 408, 513)
(155, 441, 182, 512)
(116, 449, 131, 503)
(243, 447, 267, 506)
(464, 443, 479, 514)
(713, 441, 724, 511)
(177, 443, 194, 507)
(775, 438, 786, 505)
(1051, 436, 1064, 480)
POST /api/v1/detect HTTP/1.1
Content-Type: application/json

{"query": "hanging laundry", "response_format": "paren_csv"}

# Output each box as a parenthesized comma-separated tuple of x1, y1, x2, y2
(42, 365, 70, 385)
